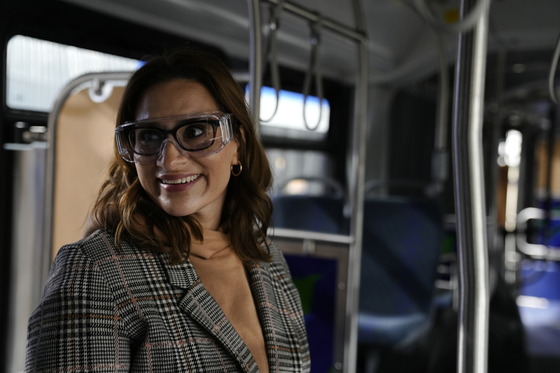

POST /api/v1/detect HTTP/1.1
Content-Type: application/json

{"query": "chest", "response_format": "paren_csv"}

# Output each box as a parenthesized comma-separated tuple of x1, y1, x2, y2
(100, 251, 309, 372)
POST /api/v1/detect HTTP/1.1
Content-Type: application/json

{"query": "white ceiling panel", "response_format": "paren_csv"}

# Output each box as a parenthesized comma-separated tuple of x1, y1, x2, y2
(60, 0, 560, 85)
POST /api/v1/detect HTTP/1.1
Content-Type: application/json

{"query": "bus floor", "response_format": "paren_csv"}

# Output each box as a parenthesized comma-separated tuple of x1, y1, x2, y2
(358, 283, 560, 372)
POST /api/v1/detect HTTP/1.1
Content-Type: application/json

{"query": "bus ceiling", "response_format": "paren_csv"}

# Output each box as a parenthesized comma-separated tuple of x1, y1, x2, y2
(57, 0, 560, 86)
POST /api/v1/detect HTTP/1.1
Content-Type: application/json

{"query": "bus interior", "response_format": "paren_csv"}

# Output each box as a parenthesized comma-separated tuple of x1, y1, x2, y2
(1, 0, 560, 372)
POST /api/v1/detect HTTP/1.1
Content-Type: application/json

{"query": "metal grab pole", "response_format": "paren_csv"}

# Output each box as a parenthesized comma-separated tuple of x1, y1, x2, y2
(451, 0, 491, 372)
(345, 0, 368, 371)
(247, 0, 263, 132)
(344, 36, 368, 373)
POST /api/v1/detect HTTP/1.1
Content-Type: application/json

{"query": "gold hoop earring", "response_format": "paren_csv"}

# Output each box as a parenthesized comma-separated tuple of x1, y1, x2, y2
(231, 163, 243, 176)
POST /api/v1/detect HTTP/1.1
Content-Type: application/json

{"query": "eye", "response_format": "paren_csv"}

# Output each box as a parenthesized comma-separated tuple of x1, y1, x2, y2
(132, 128, 163, 146)
(129, 128, 162, 152)
(181, 123, 210, 140)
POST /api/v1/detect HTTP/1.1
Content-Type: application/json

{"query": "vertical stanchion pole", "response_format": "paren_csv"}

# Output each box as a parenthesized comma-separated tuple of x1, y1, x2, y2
(345, 0, 368, 371)
(345, 37, 368, 373)
(247, 0, 263, 134)
(451, 0, 491, 372)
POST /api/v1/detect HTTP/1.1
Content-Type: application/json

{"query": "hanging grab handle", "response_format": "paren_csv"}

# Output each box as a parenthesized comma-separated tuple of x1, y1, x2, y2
(260, 0, 286, 122)
(302, 17, 324, 131)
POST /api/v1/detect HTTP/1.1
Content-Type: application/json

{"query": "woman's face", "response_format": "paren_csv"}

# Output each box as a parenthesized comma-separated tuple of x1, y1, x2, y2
(133, 79, 239, 230)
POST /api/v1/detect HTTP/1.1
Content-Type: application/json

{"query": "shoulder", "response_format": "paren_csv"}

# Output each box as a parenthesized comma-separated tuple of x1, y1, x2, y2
(65, 229, 168, 283)
(66, 229, 145, 260)
(39, 230, 125, 302)
(41, 231, 110, 295)
(46, 230, 165, 299)
(52, 229, 123, 265)
(30, 230, 166, 335)
(55, 229, 161, 269)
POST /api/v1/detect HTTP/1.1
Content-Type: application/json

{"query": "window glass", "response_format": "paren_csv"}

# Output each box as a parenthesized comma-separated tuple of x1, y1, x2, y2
(249, 86, 330, 142)
(267, 148, 334, 196)
(6, 35, 140, 112)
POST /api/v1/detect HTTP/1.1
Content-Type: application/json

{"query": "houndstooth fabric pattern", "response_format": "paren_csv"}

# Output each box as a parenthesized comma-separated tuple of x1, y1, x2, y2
(25, 229, 310, 372)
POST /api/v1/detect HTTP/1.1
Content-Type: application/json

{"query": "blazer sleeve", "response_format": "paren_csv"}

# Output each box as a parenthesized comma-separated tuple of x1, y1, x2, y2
(25, 244, 131, 372)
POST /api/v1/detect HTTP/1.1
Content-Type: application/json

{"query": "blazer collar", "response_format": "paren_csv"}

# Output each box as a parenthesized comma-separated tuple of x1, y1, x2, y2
(164, 258, 278, 373)
(246, 260, 283, 371)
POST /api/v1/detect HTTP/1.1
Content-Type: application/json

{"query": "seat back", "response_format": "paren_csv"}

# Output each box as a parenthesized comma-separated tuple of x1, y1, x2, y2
(272, 195, 348, 234)
(359, 197, 443, 317)
(272, 176, 348, 234)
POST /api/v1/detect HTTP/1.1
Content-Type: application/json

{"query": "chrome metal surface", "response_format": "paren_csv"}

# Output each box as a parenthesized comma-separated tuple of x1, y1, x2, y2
(451, 0, 491, 372)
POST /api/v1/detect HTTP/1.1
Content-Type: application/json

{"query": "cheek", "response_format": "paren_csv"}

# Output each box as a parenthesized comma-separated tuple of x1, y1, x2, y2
(207, 144, 237, 178)
(208, 160, 233, 186)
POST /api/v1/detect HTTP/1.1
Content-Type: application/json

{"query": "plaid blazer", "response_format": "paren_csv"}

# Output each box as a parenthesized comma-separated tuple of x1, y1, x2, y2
(25, 229, 310, 372)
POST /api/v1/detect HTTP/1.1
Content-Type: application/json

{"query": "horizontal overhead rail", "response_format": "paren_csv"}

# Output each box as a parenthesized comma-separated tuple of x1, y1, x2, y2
(263, 0, 367, 42)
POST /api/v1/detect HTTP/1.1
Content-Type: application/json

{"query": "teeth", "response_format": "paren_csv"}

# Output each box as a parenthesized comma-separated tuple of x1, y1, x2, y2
(161, 175, 199, 185)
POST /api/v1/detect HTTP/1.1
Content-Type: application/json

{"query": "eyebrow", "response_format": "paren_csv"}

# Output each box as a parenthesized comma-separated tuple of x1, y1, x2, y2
(132, 117, 214, 129)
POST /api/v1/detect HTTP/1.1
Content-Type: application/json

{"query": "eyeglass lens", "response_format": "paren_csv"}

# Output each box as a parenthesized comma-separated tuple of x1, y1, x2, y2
(128, 119, 220, 155)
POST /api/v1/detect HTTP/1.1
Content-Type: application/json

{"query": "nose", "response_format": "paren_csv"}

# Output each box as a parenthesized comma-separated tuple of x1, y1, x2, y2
(156, 137, 189, 168)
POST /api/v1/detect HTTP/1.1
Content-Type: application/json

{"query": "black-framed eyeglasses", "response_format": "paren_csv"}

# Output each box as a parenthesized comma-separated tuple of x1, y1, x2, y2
(115, 112, 233, 163)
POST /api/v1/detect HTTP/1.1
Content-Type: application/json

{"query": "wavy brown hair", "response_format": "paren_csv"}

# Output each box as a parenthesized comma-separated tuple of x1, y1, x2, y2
(87, 46, 273, 264)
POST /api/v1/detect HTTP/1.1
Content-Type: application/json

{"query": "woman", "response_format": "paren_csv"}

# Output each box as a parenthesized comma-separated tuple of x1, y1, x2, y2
(25, 46, 310, 372)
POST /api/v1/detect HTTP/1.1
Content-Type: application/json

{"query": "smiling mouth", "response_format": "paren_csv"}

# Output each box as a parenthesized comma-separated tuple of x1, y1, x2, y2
(160, 174, 200, 185)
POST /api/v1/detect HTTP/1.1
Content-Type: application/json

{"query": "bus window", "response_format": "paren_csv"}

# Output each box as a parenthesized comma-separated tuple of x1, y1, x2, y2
(267, 149, 334, 196)
(6, 35, 139, 112)
(255, 86, 330, 141)
(249, 86, 336, 196)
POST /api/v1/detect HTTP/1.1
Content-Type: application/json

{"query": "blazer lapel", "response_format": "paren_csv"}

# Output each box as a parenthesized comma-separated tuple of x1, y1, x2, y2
(247, 261, 283, 371)
(163, 259, 258, 372)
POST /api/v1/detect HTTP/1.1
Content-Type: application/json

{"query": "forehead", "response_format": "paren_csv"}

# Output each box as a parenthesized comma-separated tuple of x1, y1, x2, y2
(134, 79, 219, 122)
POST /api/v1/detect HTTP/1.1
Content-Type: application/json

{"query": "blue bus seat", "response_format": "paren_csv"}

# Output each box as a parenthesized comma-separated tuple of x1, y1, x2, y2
(358, 197, 443, 369)
(271, 195, 348, 234)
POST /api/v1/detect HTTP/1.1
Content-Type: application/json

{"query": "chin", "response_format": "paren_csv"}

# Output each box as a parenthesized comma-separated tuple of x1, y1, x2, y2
(162, 208, 189, 217)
